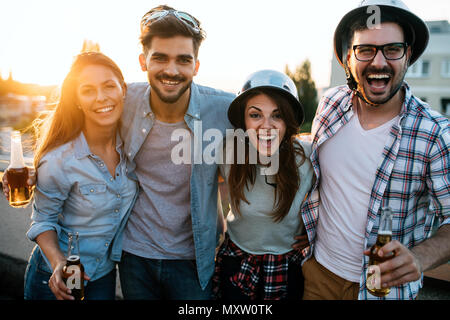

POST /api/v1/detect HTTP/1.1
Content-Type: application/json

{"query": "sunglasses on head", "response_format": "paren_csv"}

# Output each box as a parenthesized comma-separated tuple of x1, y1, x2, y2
(141, 10, 200, 34)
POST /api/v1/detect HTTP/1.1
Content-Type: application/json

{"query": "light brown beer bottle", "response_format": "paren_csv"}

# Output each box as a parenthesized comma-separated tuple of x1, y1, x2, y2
(367, 207, 393, 297)
(6, 130, 33, 207)
(62, 232, 85, 300)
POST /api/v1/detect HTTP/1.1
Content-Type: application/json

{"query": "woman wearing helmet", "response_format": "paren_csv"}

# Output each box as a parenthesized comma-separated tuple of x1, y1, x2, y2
(212, 70, 314, 300)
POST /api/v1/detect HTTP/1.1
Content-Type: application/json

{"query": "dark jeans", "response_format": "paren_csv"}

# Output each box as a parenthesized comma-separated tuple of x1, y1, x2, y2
(218, 255, 304, 300)
(24, 246, 117, 300)
(118, 251, 212, 300)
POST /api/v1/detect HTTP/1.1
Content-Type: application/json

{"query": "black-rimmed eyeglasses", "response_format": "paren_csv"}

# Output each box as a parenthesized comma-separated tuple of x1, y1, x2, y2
(352, 42, 408, 62)
(141, 10, 201, 34)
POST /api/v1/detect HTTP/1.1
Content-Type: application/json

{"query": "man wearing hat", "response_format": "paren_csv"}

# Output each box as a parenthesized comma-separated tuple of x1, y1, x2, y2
(301, 0, 449, 300)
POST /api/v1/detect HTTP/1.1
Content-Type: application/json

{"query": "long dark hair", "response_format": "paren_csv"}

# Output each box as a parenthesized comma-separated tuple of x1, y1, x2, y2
(227, 88, 305, 223)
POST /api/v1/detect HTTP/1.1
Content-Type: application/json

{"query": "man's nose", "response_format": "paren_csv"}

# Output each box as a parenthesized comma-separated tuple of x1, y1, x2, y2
(370, 49, 388, 68)
(164, 60, 178, 76)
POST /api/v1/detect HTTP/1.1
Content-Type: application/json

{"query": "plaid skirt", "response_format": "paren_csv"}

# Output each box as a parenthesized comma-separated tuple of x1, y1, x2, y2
(212, 234, 303, 300)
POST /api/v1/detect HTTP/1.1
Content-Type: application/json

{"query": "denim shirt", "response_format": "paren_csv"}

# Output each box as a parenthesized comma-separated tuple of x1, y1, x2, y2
(121, 82, 234, 289)
(27, 132, 138, 282)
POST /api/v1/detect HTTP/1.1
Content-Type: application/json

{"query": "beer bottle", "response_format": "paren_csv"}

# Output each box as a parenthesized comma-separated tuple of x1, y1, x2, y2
(6, 131, 33, 207)
(62, 232, 85, 300)
(367, 206, 393, 297)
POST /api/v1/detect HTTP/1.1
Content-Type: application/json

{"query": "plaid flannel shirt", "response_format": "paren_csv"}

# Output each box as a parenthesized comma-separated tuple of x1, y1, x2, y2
(213, 235, 303, 300)
(301, 83, 450, 300)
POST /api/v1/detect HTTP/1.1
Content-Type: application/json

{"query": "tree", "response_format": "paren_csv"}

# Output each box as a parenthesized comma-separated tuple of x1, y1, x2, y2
(285, 60, 318, 133)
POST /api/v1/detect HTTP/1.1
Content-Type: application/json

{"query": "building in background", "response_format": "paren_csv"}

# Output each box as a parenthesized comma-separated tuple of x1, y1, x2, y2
(0, 69, 51, 129)
(0, 94, 46, 124)
(328, 20, 450, 117)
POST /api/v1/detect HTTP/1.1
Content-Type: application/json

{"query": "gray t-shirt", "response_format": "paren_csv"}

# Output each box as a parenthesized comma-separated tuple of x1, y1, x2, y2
(122, 119, 195, 259)
(220, 138, 314, 255)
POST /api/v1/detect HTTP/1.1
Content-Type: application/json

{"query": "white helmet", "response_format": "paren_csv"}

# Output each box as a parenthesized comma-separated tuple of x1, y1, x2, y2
(228, 70, 304, 128)
(334, 0, 429, 68)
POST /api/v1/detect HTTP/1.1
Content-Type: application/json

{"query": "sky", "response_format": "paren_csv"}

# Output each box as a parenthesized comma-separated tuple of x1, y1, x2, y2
(1, 0, 449, 93)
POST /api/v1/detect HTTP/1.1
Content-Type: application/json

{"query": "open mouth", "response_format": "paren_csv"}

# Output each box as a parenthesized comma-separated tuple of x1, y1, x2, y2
(161, 79, 182, 86)
(94, 105, 115, 114)
(366, 73, 391, 91)
(257, 133, 278, 151)
(258, 134, 276, 142)
(157, 74, 186, 89)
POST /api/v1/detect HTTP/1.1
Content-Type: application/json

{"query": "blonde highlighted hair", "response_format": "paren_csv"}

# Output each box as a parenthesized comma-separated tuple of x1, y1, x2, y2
(33, 52, 126, 168)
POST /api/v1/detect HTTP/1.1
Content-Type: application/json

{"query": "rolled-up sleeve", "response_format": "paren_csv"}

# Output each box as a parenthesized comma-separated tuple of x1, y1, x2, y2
(26, 153, 71, 241)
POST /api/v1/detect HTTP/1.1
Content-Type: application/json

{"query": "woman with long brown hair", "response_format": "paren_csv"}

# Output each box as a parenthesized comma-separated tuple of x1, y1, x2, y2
(22, 52, 137, 300)
(213, 70, 314, 300)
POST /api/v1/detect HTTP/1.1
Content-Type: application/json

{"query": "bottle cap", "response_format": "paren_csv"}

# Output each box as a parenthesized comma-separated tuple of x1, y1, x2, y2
(68, 255, 80, 262)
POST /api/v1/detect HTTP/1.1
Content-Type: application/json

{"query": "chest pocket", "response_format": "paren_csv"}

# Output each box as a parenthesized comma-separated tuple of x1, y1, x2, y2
(79, 183, 107, 209)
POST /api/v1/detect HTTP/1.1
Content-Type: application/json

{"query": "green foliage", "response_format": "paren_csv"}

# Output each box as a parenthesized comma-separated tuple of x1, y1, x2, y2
(285, 60, 318, 133)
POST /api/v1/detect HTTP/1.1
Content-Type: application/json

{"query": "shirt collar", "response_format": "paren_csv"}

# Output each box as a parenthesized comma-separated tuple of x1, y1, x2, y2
(344, 89, 355, 112)
(141, 82, 201, 120)
(400, 82, 412, 116)
(74, 130, 123, 160)
(185, 82, 201, 120)
(73, 131, 91, 160)
(141, 85, 152, 118)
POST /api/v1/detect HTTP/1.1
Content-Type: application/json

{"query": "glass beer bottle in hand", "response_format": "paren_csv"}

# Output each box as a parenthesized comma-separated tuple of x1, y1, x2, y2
(367, 207, 394, 297)
(62, 232, 85, 300)
(6, 131, 33, 207)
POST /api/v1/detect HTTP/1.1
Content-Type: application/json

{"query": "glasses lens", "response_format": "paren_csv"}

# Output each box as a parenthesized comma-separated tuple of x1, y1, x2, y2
(355, 45, 377, 61)
(383, 43, 405, 60)
(174, 11, 200, 32)
(141, 10, 169, 28)
(355, 43, 406, 61)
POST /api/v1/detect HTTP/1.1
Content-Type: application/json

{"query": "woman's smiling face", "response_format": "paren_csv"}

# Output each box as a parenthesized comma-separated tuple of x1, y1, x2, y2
(76, 64, 125, 130)
(244, 93, 286, 157)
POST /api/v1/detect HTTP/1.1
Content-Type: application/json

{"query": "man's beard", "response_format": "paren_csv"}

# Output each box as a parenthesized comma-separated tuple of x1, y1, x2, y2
(356, 64, 407, 106)
(149, 73, 192, 104)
